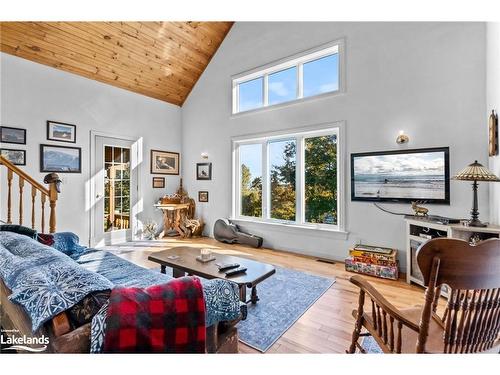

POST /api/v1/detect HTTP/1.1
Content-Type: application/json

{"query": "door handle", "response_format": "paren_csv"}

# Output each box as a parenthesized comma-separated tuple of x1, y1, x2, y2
(96, 193, 103, 199)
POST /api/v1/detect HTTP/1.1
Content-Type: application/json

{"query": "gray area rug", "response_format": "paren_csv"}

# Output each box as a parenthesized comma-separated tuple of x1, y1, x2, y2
(236, 266, 335, 352)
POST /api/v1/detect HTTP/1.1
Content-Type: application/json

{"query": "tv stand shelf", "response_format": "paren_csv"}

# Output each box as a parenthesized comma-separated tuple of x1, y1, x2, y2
(405, 218, 500, 287)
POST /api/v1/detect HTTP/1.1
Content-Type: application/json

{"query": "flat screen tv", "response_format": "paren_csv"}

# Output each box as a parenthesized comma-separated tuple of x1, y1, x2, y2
(351, 147, 450, 204)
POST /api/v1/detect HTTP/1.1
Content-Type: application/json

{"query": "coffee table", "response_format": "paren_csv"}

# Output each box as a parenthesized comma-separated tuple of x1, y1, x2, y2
(148, 246, 276, 304)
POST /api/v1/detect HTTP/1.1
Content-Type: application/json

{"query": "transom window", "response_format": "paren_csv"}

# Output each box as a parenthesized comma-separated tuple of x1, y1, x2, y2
(232, 40, 343, 114)
(232, 125, 344, 231)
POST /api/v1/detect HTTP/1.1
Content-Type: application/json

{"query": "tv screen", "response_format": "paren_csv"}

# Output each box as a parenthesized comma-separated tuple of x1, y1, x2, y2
(351, 147, 450, 204)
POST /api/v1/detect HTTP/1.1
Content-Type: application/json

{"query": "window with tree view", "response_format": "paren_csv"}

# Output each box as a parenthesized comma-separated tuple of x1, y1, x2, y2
(269, 139, 296, 221)
(304, 135, 337, 225)
(234, 127, 342, 230)
(240, 144, 262, 218)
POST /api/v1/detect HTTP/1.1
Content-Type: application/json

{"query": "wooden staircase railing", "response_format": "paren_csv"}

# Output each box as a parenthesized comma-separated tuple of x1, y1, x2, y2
(0, 155, 59, 233)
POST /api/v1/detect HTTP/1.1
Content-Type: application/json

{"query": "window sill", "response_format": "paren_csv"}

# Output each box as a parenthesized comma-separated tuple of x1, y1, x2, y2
(229, 217, 349, 240)
(230, 89, 345, 119)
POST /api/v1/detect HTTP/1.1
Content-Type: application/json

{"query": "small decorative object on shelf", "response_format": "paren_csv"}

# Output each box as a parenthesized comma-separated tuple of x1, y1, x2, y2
(452, 160, 500, 227)
(345, 244, 399, 280)
(411, 201, 428, 217)
(143, 220, 158, 240)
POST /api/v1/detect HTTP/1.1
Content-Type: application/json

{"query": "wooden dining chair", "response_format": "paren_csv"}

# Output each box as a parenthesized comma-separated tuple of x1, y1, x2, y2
(347, 237, 500, 353)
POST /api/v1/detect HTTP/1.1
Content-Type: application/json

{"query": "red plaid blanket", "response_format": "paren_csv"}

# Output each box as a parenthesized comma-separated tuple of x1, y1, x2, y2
(103, 276, 206, 353)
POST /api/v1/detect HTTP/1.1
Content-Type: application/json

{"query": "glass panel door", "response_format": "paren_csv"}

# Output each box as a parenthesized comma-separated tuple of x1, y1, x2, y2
(104, 145, 131, 232)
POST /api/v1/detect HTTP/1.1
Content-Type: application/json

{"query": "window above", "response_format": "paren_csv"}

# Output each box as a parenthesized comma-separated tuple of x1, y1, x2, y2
(232, 124, 345, 232)
(232, 40, 344, 114)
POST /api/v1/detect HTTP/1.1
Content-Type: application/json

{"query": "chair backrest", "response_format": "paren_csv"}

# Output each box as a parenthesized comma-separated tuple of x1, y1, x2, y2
(416, 237, 500, 353)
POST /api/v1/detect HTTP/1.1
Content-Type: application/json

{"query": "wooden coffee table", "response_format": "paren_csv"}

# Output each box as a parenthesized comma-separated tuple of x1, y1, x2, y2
(148, 246, 276, 304)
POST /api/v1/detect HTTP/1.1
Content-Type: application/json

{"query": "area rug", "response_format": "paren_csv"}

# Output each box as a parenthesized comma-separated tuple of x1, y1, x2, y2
(362, 336, 383, 353)
(236, 266, 335, 352)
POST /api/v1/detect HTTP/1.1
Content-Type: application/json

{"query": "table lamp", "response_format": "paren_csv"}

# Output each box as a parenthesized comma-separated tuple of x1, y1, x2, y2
(452, 160, 500, 227)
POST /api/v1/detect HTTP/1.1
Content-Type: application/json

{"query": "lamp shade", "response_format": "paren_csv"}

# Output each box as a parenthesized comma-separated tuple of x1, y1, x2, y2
(452, 160, 500, 182)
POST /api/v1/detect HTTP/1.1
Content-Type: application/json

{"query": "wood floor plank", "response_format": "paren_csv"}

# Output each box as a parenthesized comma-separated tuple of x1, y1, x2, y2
(107, 236, 427, 353)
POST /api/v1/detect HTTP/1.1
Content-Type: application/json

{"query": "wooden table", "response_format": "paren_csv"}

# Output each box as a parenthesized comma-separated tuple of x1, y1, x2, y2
(154, 203, 191, 238)
(148, 246, 276, 304)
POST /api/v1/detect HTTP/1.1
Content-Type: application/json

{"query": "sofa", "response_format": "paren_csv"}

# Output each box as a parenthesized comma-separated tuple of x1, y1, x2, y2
(0, 230, 244, 353)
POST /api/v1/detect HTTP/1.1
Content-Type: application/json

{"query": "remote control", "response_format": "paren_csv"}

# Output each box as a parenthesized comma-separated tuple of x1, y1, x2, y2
(216, 263, 240, 271)
(225, 267, 247, 277)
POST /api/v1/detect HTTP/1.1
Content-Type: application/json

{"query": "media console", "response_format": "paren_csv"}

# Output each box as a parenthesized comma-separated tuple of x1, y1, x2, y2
(405, 217, 500, 287)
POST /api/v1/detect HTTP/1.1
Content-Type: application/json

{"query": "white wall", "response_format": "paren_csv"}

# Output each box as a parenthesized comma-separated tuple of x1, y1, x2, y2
(0, 53, 182, 245)
(182, 22, 488, 270)
(487, 22, 500, 225)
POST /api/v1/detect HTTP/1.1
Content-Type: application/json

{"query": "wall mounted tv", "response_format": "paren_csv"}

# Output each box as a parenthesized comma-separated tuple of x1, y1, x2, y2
(351, 147, 450, 204)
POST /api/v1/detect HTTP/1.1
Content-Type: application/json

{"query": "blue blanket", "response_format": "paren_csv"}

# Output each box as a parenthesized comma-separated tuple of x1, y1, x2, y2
(0, 231, 241, 335)
(0, 232, 113, 332)
(70, 248, 241, 327)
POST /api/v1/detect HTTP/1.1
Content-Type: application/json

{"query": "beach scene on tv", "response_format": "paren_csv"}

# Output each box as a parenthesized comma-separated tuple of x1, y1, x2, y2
(353, 151, 446, 200)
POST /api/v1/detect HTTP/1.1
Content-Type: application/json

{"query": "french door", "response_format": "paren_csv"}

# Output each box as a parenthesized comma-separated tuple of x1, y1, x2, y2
(92, 135, 138, 246)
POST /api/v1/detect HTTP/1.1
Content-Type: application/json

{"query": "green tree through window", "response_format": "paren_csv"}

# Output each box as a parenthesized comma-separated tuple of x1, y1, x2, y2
(305, 135, 337, 225)
(238, 132, 338, 226)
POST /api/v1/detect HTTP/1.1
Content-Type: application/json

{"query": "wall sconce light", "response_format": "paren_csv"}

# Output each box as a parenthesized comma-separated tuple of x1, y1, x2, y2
(396, 130, 409, 145)
(201, 152, 209, 160)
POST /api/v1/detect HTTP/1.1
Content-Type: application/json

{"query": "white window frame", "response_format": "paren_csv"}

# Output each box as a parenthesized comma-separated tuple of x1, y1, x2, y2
(232, 39, 345, 115)
(231, 122, 346, 233)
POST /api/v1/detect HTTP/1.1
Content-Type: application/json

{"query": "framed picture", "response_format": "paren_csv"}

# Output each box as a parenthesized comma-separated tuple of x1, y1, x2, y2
(196, 162, 212, 180)
(47, 121, 76, 143)
(152, 177, 165, 188)
(489, 110, 498, 157)
(0, 126, 26, 145)
(0, 148, 26, 165)
(40, 144, 81, 173)
(150, 150, 179, 175)
(198, 191, 209, 202)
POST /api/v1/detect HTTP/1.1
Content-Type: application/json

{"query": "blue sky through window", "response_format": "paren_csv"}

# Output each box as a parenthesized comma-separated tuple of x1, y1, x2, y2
(240, 143, 262, 181)
(268, 67, 297, 105)
(238, 77, 263, 112)
(303, 53, 339, 97)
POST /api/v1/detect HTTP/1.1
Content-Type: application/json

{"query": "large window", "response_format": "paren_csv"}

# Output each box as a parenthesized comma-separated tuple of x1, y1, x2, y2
(232, 40, 343, 114)
(233, 125, 343, 231)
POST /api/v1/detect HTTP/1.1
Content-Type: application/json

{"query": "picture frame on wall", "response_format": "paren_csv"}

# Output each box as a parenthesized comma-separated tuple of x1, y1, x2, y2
(152, 177, 165, 188)
(198, 191, 209, 202)
(0, 149, 26, 165)
(150, 150, 180, 175)
(196, 162, 212, 180)
(489, 110, 498, 157)
(0, 126, 26, 145)
(47, 121, 77, 143)
(40, 144, 81, 173)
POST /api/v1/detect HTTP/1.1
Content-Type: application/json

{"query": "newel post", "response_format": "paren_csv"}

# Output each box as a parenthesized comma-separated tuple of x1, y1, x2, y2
(44, 173, 61, 234)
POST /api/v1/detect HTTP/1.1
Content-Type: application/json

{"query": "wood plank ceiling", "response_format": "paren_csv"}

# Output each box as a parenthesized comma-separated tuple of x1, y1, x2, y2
(0, 22, 233, 106)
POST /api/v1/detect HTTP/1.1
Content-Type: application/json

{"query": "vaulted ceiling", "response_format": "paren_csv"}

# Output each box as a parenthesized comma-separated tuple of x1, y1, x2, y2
(0, 22, 233, 106)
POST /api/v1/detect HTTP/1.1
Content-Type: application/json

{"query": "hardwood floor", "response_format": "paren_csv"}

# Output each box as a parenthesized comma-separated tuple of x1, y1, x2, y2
(104, 237, 427, 354)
